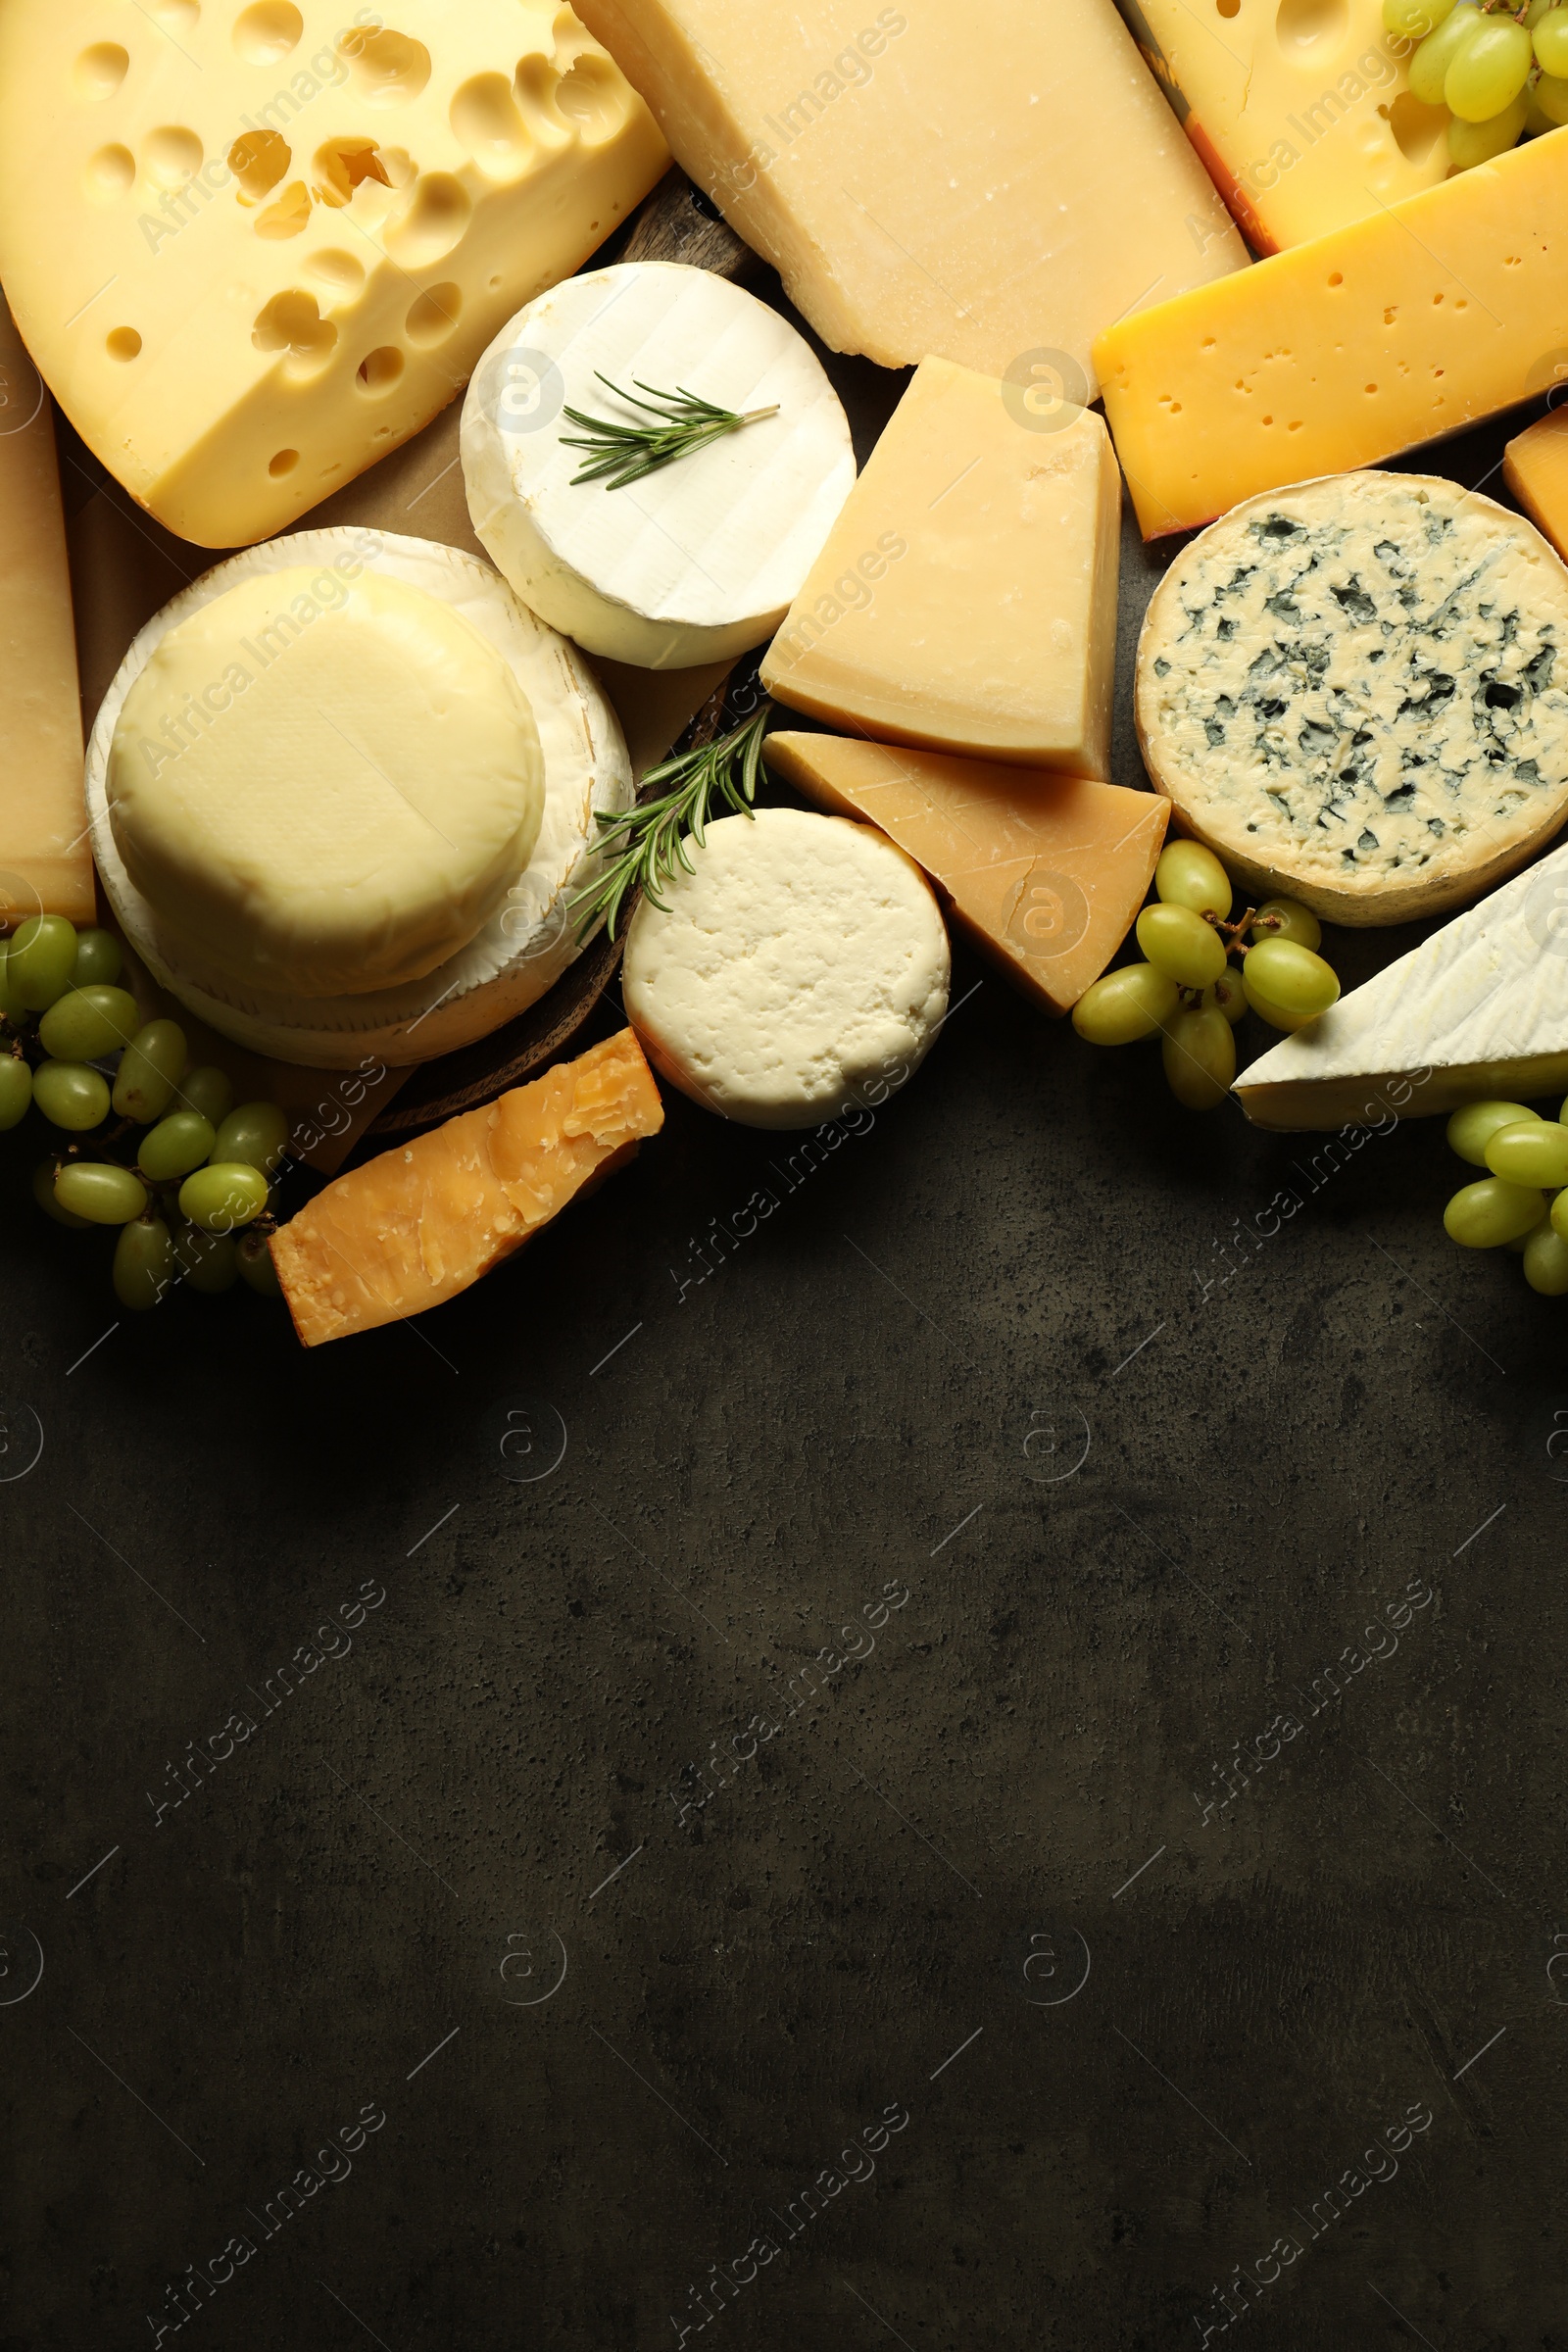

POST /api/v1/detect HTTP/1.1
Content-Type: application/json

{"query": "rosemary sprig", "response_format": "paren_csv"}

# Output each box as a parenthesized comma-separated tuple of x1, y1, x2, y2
(572, 702, 773, 941)
(561, 375, 780, 491)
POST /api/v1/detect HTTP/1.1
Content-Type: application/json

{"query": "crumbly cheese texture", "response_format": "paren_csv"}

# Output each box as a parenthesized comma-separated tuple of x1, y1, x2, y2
(1237, 838, 1568, 1131)
(108, 565, 544, 997)
(463, 262, 856, 668)
(1137, 474, 1568, 926)
(1096, 130, 1568, 539)
(622, 807, 950, 1128)
(272, 1028, 664, 1344)
(1504, 409, 1568, 567)
(87, 529, 633, 1066)
(761, 360, 1122, 776)
(765, 734, 1167, 1016)
(572, 0, 1244, 392)
(1121, 0, 1446, 255)
(0, 4, 666, 547)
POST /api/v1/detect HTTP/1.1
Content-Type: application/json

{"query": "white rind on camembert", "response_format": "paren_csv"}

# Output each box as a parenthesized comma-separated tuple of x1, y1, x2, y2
(1137, 473, 1568, 926)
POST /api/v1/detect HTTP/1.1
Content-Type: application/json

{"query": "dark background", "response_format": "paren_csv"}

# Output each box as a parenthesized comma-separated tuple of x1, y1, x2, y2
(4, 253, 1568, 2352)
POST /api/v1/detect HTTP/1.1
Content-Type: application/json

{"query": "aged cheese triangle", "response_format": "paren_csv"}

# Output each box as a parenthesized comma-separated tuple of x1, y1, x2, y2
(764, 732, 1167, 1016)
(1237, 842, 1568, 1132)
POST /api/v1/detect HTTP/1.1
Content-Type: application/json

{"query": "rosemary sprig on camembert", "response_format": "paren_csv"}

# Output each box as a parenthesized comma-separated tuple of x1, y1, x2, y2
(561, 375, 780, 491)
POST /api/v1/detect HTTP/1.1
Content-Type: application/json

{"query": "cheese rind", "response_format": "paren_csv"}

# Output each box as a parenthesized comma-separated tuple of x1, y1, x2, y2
(0, 3, 667, 547)
(1136, 473, 1568, 926)
(463, 262, 856, 668)
(1235, 839, 1568, 1130)
(1503, 408, 1568, 564)
(765, 733, 1167, 1015)
(573, 0, 1245, 392)
(271, 1028, 663, 1345)
(1095, 129, 1568, 539)
(761, 360, 1122, 777)
(0, 299, 94, 926)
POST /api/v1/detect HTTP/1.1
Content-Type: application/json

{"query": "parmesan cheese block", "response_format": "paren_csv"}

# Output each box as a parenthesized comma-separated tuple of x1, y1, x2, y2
(1136, 474, 1568, 926)
(86, 529, 635, 1066)
(622, 807, 950, 1127)
(765, 733, 1167, 1014)
(1235, 838, 1568, 1131)
(272, 1027, 663, 1345)
(1504, 407, 1568, 565)
(572, 0, 1245, 392)
(0, 296, 94, 926)
(462, 262, 856, 668)
(0, 3, 667, 547)
(761, 360, 1123, 777)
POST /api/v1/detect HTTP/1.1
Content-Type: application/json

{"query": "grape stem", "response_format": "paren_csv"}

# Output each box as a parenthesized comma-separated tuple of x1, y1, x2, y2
(1202, 905, 1261, 954)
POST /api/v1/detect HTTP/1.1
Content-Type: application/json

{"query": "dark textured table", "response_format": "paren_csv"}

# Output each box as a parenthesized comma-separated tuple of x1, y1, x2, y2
(5, 275, 1566, 2352)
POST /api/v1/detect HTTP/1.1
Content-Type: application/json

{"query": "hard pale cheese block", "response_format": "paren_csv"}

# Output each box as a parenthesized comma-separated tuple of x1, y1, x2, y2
(463, 262, 856, 668)
(0, 297, 94, 925)
(0, 4, 667, 547)
(1116, 0, 1447, 254)
(572, 0, 1245, 391)
(1236, 840, 1568, 1131)
(1096, 129, 1568, 539)
(271, 1028, 663, 1345)
(761, 361, 1123, 778)
(765, 734, 1167, 1016)
(1504, 408, 1568, 564)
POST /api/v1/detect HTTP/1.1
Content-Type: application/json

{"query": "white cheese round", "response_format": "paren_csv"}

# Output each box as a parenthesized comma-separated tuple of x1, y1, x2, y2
(622, 807, 951, 1129)
(85, 530, 634, 1068)
(461, 263, 858, 671)
(1136, 472, 1568, 925)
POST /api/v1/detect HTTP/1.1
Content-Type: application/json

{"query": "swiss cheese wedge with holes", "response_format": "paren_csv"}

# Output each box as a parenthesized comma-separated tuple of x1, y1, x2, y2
(0, 3, 666, 547)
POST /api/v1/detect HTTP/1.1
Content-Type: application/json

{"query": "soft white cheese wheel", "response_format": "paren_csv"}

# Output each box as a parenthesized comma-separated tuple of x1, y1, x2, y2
(462, 263, 858, 670)
(622, 808, 951, 1129)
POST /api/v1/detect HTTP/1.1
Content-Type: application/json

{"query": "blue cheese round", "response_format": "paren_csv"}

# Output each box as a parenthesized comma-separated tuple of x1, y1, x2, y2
(1136, 473, 1568, 925)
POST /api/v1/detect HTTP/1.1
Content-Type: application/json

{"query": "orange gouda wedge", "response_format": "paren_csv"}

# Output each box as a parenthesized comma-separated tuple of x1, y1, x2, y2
(764, 733, 1167, 1017)
(1504, 408, 1568, 565)
(271, 1030, 663, 1348)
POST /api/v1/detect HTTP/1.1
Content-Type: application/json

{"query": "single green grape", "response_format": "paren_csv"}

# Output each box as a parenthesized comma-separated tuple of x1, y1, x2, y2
(1484, 1118, 1568, 1188)
(1445, 1176, 1545, 1247)
(0, 1055, 31, 1130)
(1384, 0, 1455, 32)
(212, 1100, 290, 1176)
(173, 1223, 239, 1295)
(1136, 903, 1228, 989)
(37, 984, 140, 1062)
(1155, 840, 1233, 920)
(1446, 16, 1533, 115)
(236, 1228, 282, 1298)
(71, 929, 123, 989)
(1250, 898, 1322, 951)
(1527, 0, 1556, 24)
(1162, 1004, 1236, 1111)
(1536, 68, 1568, 120)
(114, 1216, 175, 1312)
(55, 1162, 149, 1226)
(1535, 3, 1568, 70)
(33, 1059, 110, 1131)
(1201, 969, 1250, 1027)
(178, 1161, 269, 1234)
(0, 943, 27, 1025)
(137, 1111, 217, 1183)
(1446, 1099, 1541, 1166)
(1243, 938, 1340, 1023)
(1410, 1, 1483, 100)
(8, 915, 79, 1011)
(33, 1157, 90, 1228)
(1448, 89, 1530, 163)
(1072, 963, 1181, 1044)
(1524, 1218, 1568, 1295)
(176, 1064, 234, 1128)
(112, 1019, 187, 1122)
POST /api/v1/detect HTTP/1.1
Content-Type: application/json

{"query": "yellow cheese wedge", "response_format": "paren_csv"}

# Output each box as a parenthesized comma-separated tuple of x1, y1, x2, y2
(271, 1029, 662, 1346)
(1503, 407, 1568, 563)
(764, 733, 1168, 1015)
(0, 297, 94, 926)
(0, 5, 667, 547)
(1120, 1, 1447, 254)
(1095, 129, 1568, 539)
(572, 0, 1245, 392)
(761, 360, 1122, 778)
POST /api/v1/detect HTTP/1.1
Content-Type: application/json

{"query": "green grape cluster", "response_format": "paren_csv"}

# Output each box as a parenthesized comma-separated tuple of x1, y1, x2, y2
(1072, 844, 1342, 1111)
(1442, 1098, 1568, 1294)
(1391, 0, 1568, 168)
(0, 914, 287, 1312)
